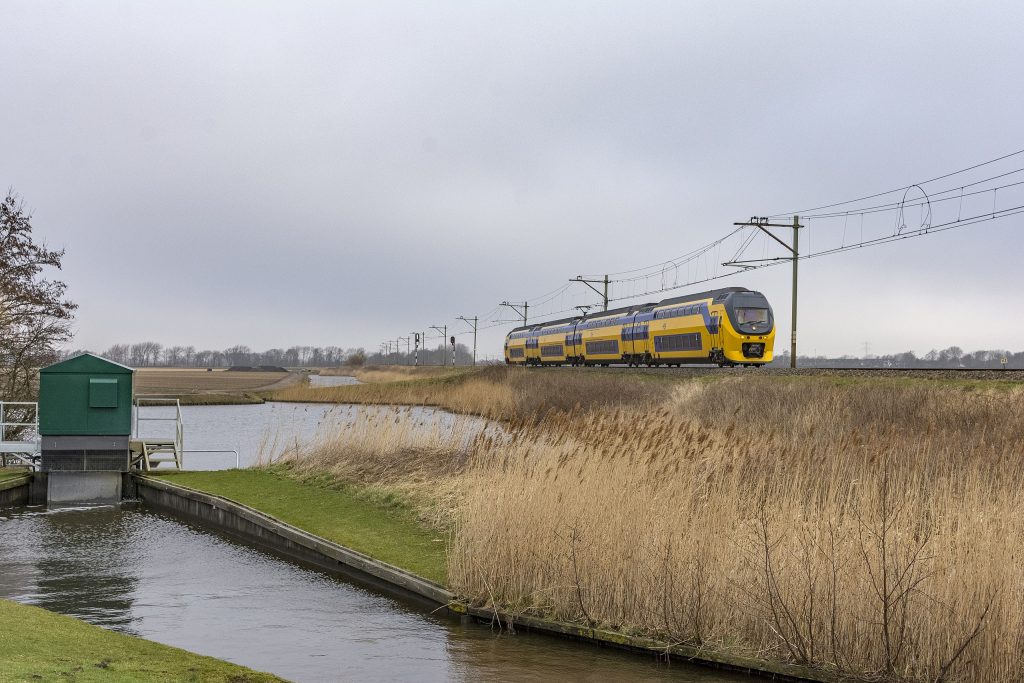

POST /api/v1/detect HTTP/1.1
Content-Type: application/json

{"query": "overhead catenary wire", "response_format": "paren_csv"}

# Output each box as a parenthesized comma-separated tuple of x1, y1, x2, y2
(389, 147, 1024, 345)
(796, 173, 1024, 220)
(766, 148, 1024, 219)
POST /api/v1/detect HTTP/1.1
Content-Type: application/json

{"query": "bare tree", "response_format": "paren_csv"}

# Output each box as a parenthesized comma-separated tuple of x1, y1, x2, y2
(0, 190, 77, 401)
(104, 343, 130, 364)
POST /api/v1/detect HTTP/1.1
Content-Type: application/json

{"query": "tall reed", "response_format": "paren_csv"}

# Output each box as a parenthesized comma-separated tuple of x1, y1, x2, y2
(279, 377, 1024, 681)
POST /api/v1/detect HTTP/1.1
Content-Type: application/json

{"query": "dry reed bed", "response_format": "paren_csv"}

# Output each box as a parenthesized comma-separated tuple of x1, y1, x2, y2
(319, 365, 471, 383)
(273, 365, 673, 421)
(274, 378, 1024, 682)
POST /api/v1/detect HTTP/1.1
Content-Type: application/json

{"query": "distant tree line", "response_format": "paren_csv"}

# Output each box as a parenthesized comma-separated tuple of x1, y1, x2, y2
(58, 343, 369, 368)
(769, 346, 1022, 369)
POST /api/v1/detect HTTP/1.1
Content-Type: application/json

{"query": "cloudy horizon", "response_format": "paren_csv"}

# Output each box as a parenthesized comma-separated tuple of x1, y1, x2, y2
(4, 1, 1022, 360)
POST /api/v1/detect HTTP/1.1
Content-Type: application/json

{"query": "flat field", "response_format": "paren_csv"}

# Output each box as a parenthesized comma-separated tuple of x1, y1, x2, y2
(134, 368, 299, 401)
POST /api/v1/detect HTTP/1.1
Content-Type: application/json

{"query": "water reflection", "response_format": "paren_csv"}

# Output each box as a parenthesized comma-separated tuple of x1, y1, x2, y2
(0, 505, 743, 683)
(308, 374, 360, 387)
(0, 505, 140, 632)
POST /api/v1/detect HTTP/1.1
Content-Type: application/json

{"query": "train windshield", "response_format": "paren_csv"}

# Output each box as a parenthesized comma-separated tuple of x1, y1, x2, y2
(736, 308, 769, 324)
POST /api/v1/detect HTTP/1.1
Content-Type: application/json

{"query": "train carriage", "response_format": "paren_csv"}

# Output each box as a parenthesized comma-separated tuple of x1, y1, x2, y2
(505, 287, 774, 368)
(536, 317, 577, 366)
(576, 304, 647, 366)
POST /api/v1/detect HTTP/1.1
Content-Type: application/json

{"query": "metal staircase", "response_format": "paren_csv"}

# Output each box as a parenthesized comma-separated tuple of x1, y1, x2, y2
(130, 397, 183, 471)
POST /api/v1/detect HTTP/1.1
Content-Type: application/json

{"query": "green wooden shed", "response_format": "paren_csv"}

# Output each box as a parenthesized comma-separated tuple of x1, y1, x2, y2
(39, 354, 133, 436)
(38, 353, 134, 472)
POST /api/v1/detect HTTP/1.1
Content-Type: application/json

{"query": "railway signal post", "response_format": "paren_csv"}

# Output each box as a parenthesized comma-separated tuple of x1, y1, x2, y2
(729, 215, 802, 368)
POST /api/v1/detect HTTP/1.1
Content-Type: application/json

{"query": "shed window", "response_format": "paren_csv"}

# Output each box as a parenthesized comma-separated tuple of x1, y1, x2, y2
(89, 378, 119, 408)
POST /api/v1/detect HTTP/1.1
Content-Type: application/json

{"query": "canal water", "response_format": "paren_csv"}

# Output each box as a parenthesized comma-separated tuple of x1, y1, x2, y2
(136, 402, 485, 470)
(0, 504, 743, 682)
(308, 374, 361, 387)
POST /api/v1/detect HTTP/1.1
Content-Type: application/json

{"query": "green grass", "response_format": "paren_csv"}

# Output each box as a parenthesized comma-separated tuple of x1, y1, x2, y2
(0, 469, 30, 482)
(155, 470, 448, 584)
(0, 599, 284, 683)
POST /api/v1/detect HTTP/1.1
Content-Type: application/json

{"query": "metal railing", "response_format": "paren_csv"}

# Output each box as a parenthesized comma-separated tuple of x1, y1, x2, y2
(133, 397, 241, 469)
(0, 401, 40, 468)
(183, 447, 240, 469)
(133, 397, 184, 470)
(133, 396, 183, 443)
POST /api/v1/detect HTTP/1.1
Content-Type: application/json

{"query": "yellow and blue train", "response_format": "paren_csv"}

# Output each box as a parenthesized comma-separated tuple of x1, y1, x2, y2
(504, 287, 774, 367)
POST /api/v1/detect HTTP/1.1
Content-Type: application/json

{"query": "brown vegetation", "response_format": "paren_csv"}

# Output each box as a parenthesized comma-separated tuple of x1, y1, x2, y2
(272, 375, 1024, 682)
(318, 365, 471, 383)
(134, 368, 298, 395)
(273, 365, 674, 419)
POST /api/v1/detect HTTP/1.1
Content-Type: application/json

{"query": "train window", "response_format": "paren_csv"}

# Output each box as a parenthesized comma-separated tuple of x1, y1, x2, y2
(736, 308, 769, 324)
(654, 333, 703, 353)
(585, 340, 619, 355)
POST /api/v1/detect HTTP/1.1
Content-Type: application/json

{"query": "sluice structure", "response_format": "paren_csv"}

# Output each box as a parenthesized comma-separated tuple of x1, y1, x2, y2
(33, 354, 185, 503)
(38, 354, 135, 503)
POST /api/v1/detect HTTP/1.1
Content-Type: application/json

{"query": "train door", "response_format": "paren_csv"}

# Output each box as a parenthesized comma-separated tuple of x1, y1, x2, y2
(623, 313, 636, 361)
(710, 312, 725, 363)
(568, 322, 580, 365)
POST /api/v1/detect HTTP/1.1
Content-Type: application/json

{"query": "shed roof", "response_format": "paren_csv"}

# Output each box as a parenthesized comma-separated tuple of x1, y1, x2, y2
(40, 353, 134, 375)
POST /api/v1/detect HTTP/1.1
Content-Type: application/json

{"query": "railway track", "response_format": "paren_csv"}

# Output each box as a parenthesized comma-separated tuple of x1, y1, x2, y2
(524, 365, 1024, 381)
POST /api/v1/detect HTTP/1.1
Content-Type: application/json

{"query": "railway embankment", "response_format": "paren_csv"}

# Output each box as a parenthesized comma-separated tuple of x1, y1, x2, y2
(269, 364, 1024, 421)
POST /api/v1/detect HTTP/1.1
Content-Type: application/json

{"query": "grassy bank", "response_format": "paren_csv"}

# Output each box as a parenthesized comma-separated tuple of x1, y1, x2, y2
(157, 469, 447, 583)
(0, 469, 30, 481)
(270, 373, 1024, 682)
(0, 599, 283, 682)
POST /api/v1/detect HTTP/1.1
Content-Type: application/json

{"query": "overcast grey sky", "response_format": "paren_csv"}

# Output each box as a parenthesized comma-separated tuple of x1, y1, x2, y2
(3, 1, 1022, 359)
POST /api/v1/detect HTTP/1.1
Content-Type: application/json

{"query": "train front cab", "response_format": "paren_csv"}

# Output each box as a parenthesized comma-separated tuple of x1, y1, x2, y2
(717, 290, 775, 366)
(646, 289, 774, 367)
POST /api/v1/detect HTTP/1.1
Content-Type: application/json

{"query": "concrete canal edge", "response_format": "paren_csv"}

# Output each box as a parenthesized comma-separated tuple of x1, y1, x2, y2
(0, 474, 32, 507)
(130, 474, 452, 607)
(131, 474, 835, 683)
